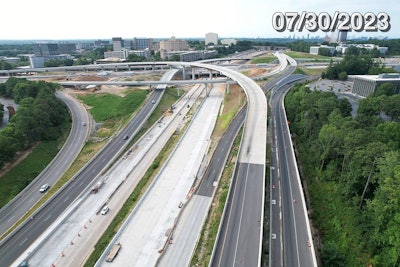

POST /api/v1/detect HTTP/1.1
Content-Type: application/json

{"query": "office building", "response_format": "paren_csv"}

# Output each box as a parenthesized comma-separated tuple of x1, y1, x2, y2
(112, 37, 124, 52)
(350, 74, 400, 97)
(133, 38, 154, 50)
(205, 32, 218, 46)
(159, 36, 189, 52)
(33, 43, 59, 56)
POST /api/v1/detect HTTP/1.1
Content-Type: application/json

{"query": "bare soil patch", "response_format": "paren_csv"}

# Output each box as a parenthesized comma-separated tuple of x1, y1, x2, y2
(0, 143, 38, 179)
(245, 67, 268, 77)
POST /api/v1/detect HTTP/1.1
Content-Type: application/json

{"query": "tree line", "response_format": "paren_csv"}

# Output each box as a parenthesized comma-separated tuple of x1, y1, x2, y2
(0, 77, 69, 169)
(285, 83, 400, 266)
(321, 46, 398, 80)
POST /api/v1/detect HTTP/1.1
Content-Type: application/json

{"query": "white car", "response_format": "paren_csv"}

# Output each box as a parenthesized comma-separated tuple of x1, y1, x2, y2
(101, 206, 109, 215)
(39, 184, 50, 193)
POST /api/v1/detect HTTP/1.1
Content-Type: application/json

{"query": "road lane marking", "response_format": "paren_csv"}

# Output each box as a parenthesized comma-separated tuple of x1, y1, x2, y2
(44, 215, 52, 222)
(7, 215, 15, 222)
(19, 238, 28, 247)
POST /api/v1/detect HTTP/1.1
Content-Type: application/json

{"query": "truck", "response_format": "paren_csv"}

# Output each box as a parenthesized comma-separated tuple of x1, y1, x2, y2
(106, 242, 121, 262)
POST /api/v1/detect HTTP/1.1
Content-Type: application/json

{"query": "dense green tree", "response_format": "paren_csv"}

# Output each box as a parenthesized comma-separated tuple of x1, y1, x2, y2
(375, 82, 394, 96)
(0, 78, 68, 168)
(0, 60, 12, 70)
(284, 82, 400, 265)
(338, 71, 347, 81)
(381, 94, 400, 121)
(367, 151, 400, 267)
(318, 47, 332, 57)
(127, 54, 146, 62)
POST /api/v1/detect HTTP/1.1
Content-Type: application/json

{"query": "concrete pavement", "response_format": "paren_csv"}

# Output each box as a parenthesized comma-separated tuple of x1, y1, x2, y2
(97, 85, 224, 266)
(13, 83, 206, 267)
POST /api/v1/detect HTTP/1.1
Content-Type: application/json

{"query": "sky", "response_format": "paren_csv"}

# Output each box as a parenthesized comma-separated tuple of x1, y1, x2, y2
(1, 0, 398, 40)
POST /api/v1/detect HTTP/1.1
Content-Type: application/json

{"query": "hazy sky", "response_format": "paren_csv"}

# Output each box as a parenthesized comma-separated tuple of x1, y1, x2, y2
(1, 0, 398, 40)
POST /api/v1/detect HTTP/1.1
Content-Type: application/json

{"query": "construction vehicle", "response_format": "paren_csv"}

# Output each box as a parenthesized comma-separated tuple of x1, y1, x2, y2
(106, 243, 121, 262)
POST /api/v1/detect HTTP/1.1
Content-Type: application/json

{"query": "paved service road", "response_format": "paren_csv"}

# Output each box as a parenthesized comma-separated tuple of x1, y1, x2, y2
(0, 91, 90, 235)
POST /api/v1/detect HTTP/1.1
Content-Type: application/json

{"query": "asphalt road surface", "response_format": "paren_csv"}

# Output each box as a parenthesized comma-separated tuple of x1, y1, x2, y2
(0, 71, 175, 267)
(0, 91, 90, 235)
(269, 79, 317, 267)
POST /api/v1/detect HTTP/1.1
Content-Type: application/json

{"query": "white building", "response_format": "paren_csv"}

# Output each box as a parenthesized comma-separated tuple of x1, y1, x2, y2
(335, 43, 388, 55)
(221, 39, 237, 46)
(104, 49, 129, 60)
(205, 32, 218, 46)
(350, 74, 400, 97)
(309, 45, 335, 55)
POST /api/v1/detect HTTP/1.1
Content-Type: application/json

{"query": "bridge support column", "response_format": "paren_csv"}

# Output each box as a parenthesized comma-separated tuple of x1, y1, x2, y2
(182, 67, 186, 80)
(192, 68, 195, 80)
(226, 81, 230, 94)
(205, 83, 212, 97)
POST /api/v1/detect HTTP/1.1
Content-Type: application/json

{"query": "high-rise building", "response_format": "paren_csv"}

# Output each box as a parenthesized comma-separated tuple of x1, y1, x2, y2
(58, 43, 76, 54)
(205, 32, 218, 46)
(133, 38, 154, 50)
(330, 30, 348, 43)
(159, 36, 189, 52)
(33, 43, 59, 56)
(112, 37, 124, 51)
(337, 30, 348, 43)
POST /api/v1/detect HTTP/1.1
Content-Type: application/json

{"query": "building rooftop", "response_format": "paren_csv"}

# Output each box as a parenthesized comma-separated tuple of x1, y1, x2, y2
(350, 74, 400, 81)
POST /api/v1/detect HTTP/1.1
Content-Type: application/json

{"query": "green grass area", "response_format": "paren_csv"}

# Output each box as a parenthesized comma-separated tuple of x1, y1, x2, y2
(0, 140, 62, 208)
(285, 51, 332, 60)
(293, 66, 326, 76)
(218, 106, 239, 132)
(77, 90, 148, 122)
(251, 55, 277, 64)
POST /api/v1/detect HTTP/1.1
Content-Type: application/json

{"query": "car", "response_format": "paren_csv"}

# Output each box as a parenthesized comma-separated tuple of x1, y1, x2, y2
(82, 122, 87, 126)
(39, 184, 50, 193)
(123, 135, 129, 140)
(101, 206, 109, 215)
(151, 100, 156, 104)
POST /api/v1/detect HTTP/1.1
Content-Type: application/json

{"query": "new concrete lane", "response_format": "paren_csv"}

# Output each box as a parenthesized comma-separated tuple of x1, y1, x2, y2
(199, 64, 267, 267)
(0, 91, 90, 235)
(96, 85, 224, 267)
(159, 107, 246, 267)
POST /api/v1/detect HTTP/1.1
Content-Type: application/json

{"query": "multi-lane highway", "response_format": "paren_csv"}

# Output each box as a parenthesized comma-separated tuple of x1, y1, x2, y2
(0, 91, 90, 235)
(0, 53, 315, 267)
(269, 72, 318, 266)
(0, 70, 177, 267)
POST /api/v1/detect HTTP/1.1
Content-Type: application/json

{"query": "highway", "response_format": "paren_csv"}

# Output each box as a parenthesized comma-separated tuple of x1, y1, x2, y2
(0, 91, 90, 235)
(158, 106, 246, 267)
(0, 69, 177, 267)
(1, 56, 273, 266)
(269, 73, 318, 266)
(201, 64, 267, 267)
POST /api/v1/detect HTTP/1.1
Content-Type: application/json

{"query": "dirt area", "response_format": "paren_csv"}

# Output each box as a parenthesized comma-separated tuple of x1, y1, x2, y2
(243, 67, 271, 77)
(0, 143, 38, 179)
